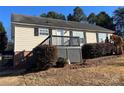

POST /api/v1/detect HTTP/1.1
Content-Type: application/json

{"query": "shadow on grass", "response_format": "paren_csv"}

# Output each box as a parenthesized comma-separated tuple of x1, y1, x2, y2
(0, 64, 66, 77)
(0, 67, 50, 77)
(107, 62, 124, 67)
(0, 63, 86, 77)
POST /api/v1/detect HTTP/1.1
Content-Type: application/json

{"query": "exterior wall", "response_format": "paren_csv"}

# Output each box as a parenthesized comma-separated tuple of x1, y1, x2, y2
(14, 25, 112, 50)
(86, 32, 97, 43)
(14, 25, 48, 52)
(13, 24, 112, 65)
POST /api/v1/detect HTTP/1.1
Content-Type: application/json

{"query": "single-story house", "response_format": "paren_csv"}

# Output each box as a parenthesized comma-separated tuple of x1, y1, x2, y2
(11, 14, 114, 65)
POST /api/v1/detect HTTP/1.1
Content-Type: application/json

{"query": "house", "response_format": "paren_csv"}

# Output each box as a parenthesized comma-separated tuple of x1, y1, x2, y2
(11, 14, 114, 66)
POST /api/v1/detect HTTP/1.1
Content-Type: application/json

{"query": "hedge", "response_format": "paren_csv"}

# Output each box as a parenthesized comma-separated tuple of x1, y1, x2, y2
(33, 44, 58, 70)
(82, 43, 115, 59)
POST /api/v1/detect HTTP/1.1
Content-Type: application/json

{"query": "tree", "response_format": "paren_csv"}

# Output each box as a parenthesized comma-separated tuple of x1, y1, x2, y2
(6, 41, 14, 51)
(67, 6, 87, 22)
(113, 7, 124, 25)
(113, 7, 124, 37)
(87, 13, 97, 24)
(40, 13, 47, 17)
(0, 22, 5, 33)
(57, 13, 66, 20)
(67, 14, 74, 21)
(40, 11, 66, 20)
(73, 7, 87, 22)
(47, 11, 58, 19)
(0, 22, 7, 52)
(96, 12, 115, 30)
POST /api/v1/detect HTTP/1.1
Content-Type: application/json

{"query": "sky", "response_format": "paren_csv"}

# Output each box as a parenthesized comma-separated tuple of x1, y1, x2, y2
(0, 6, 121, 40)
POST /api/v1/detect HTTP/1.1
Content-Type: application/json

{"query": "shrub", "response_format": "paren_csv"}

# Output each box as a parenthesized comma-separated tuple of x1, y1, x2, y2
(82, 43, 115, 59)
(56, 57, 68, 67)
(33, 44, 58, 70)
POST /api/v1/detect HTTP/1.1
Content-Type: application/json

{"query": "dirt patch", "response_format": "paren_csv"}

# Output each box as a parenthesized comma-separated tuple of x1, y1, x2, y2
(0, 76, 23, 86)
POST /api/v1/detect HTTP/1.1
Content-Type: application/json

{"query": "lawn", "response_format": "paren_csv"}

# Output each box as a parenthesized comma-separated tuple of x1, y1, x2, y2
(1, 55, 124, 85)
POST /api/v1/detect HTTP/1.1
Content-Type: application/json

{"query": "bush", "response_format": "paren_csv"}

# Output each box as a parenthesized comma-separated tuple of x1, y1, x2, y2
(56, 57, 68, 67)
(82, 43, 115, 59)
(33, 45, 58, 70)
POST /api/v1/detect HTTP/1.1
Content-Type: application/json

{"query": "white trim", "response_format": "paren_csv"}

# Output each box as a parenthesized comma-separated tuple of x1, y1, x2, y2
(12, 22, 114, 33)
(38, 28, 49, 36)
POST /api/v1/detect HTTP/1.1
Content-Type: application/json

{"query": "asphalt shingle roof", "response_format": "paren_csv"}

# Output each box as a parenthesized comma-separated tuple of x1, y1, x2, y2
(11, 14, 114, 33)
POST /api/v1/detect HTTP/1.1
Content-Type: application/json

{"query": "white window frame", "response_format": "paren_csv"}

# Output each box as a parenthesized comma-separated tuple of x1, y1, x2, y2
(38, 28, 49, 36)
(73, 31, 84, 46)
(98, 33, 107, 43)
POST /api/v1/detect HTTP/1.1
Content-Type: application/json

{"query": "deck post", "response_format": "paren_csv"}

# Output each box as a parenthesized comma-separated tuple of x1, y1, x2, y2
(69, 31, 73, 46)
(96, 32, 99, 43)
(49, 28, 52, 45)
(84, 32, 87, 44)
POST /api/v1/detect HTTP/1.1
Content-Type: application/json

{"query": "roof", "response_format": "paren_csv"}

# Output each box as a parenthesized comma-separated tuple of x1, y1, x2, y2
(11, 14, 114, 33)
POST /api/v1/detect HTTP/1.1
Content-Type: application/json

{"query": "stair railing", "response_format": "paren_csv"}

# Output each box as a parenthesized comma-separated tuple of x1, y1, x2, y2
(24, 35, 51, 62)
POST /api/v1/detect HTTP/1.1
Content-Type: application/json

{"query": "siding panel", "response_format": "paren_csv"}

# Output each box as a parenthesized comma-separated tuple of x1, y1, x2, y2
(14, 26, 48, 51)
(86, 32, 97, 43)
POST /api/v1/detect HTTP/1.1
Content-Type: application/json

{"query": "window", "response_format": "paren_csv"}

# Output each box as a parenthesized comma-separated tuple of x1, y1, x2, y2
(52, 29, 69, 36)
(52, 29, 70, 46)
(38, 28, 49, 35)
(34, 28, 49, 36)
(98, 33, 107, 43)
(52, 29, 62, 36)
(73, 31, 84, 46)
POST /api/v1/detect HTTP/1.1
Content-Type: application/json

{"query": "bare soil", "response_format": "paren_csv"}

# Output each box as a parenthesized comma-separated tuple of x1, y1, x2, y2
(1, 55, 124, 86)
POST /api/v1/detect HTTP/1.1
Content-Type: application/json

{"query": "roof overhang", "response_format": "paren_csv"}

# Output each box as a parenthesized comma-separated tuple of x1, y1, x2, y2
(12, 22, 114, 33)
